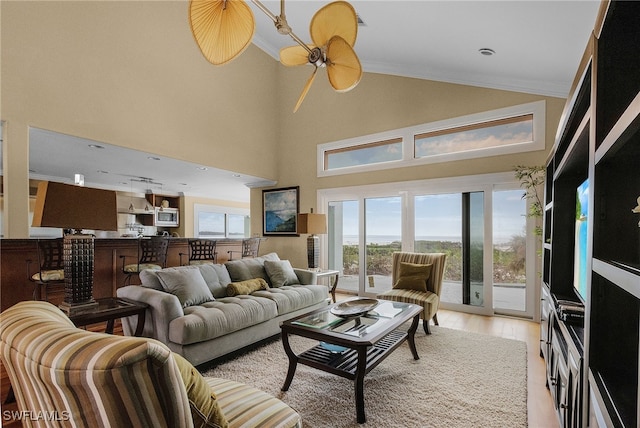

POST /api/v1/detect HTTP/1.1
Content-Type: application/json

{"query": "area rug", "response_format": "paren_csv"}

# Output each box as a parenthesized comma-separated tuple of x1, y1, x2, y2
(203, 326, 527, 428)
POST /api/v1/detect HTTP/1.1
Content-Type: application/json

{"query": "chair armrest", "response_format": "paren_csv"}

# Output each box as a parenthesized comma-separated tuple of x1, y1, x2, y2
(116, 286, 184, 345)
(294, 268, 317, 285)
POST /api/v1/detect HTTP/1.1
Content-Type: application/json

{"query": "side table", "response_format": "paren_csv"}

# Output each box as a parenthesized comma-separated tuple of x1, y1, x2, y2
(314, 269, 340, 303)
(69, 297, 148, 337)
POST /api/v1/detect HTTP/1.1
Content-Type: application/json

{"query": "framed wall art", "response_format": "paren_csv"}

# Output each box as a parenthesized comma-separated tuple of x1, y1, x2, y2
(262, 186, 299, 236)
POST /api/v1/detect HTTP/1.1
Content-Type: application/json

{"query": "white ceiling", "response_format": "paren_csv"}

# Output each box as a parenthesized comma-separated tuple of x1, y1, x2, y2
(249, 0, 601, 97)
(26, 128, 275, 201)
(19, 0, 601, 201)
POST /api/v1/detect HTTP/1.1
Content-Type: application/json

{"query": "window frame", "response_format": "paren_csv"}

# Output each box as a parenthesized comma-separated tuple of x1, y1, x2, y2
(317, 101, 545, 177)
(194, 204, 250, 239)
(317, 171, 539, 319)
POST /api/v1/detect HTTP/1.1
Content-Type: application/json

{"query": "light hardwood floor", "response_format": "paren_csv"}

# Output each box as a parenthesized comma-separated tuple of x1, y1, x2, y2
(1, 302, 558, 428)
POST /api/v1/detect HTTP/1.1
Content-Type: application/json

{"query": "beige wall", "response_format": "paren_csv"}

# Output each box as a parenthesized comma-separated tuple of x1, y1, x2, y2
(254, 67, 565, 267)
(2, 1, 567, 267)
(1, 1, 279, 237)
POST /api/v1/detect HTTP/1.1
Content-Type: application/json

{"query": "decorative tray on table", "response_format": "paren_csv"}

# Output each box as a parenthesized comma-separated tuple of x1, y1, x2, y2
(330, 298, 379, 318)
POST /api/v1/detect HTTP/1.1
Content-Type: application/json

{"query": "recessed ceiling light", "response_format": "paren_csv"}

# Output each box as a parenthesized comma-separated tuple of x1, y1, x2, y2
(478, 48, 496, 56)
(88, 144, 104, 149)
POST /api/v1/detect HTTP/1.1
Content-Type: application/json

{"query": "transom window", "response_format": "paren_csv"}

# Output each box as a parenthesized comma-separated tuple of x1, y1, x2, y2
(414, 114, 533, 158)
(324, 137, 402, 170)
(317, 101, 545, 177)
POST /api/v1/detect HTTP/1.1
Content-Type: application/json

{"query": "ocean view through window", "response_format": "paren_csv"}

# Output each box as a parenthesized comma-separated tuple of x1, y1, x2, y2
(321, 172, 536, 318)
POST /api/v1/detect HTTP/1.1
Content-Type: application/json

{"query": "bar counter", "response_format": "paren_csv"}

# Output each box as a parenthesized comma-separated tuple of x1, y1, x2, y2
(0, 238, 247, 311)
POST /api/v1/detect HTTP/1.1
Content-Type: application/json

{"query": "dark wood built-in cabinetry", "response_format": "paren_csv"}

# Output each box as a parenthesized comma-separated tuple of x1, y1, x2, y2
(541, 1, 640, 427)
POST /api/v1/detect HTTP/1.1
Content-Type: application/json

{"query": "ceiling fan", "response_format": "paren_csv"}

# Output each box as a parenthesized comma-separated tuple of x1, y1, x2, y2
(189, 0, 363, 112)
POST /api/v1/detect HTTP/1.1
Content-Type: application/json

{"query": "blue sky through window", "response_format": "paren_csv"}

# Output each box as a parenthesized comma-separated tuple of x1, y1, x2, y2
(415, 117, 533, 158)
(326, 139, 402, 169)
(335, 190, 525, 244)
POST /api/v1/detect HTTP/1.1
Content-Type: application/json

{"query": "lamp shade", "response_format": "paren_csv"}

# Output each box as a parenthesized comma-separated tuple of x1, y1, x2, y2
(32, 181, 117, 231)
(298, 213, 327, 235)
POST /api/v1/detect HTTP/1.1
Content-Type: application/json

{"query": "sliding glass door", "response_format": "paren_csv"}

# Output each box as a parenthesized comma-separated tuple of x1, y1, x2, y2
(492, 189, 528, 315)
(365, 196, 401, 294)
(414, 192, 485, 307)
(321, 173, 536, 319)
(414, 193, 463, 304)
(328, 200, 359, 295)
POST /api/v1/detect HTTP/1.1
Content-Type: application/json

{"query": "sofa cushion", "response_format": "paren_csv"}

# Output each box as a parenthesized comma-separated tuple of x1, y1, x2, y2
(226, 278, 269, 296)
(393, 262, 433, 292)
(170, 296, 278, 345)
(139, 269, 164, 290)
(173, 353, 228, 428)
(197, 264, 232, 298)
(156, 266, 215, 308)
(225, 253, 280, 284)
(252, 284, 328, 315)
(264, 260, 300, 288)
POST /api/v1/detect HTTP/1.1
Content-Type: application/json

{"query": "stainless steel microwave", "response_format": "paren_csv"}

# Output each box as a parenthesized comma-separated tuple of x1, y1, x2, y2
(154, 207, 179, 227)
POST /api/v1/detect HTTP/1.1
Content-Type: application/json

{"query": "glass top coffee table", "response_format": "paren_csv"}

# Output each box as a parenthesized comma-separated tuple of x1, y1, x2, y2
(280, 298, 422, 424)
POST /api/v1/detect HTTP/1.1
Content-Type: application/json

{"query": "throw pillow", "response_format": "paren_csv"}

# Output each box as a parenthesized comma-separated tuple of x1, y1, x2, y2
(393, 262, 433, 292)
(173, 353, 228, 428)
(226, 278, 269, 296)
(224, 260, 252, 282)
(264, 260, 300, 288)
(156, 267, 215, 308)
(139, 269, 163, 291)
(225, 253, 280, 285)
(196, 264, 227, 298)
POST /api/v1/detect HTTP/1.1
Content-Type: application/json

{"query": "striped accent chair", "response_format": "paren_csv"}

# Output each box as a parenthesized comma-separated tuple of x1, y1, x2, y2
(377, 252, 447, 334)
(0, 301, 302, 428)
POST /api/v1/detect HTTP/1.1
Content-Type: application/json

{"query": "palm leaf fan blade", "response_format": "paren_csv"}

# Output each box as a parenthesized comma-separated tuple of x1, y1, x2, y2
(326, 36, 362, 92)
(280, 45, 315, 66)
(310, 1, 358, 47)
(294, 68, 319, 113)
(189, 0, 255, 65)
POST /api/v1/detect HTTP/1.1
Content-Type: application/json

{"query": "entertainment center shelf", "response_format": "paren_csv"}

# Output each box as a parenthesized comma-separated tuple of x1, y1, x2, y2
(540, 1, 640, 427)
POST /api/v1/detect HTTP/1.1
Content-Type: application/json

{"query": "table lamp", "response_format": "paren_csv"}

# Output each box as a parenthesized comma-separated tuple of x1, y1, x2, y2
(32, 181, 117, 315)
(297, 209, 327, 270)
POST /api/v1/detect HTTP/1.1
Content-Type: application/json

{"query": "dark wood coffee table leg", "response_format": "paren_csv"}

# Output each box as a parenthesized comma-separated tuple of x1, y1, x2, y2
(407, 313, 420, 360)
(133, 310, 146, 337)
(355, 346, 368, 423)
(281, 331, 298, 391)
(105, 319, 115, 334)
(329, 275, 339, 303)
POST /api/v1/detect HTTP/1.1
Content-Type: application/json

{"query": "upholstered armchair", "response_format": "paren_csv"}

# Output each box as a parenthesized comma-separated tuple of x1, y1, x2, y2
(377, 252, 447, 334)
(0, 301, 301, 428)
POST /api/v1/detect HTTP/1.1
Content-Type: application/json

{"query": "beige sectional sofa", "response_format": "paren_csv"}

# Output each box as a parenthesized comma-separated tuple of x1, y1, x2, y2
(117, 253, 329, 366)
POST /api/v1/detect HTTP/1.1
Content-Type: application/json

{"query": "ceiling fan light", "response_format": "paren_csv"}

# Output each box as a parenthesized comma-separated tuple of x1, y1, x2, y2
(189, 0, 255, 65)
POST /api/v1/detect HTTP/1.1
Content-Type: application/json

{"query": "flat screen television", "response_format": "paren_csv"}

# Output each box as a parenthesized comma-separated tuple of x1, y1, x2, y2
(573, 178, 589, 302)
